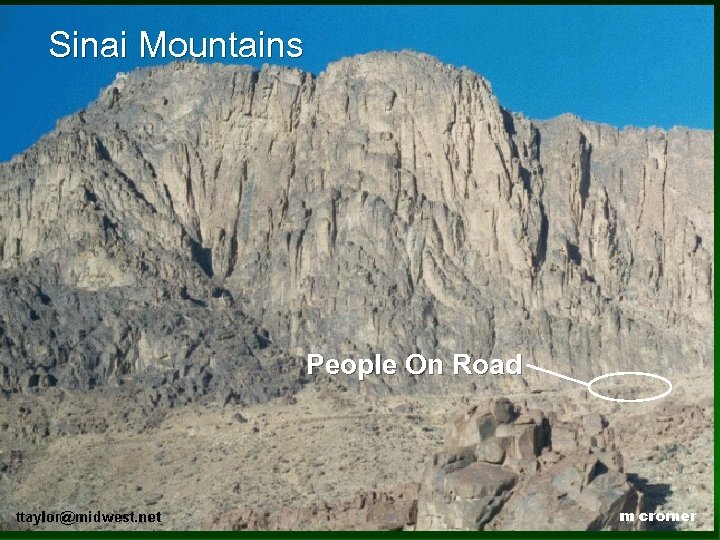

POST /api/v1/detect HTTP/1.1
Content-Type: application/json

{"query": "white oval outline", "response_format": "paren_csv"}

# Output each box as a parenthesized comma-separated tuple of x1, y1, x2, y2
(587, 371, 672, 403)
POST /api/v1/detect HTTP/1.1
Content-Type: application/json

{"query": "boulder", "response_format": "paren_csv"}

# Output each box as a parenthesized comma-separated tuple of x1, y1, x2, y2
(415, 398, 643, 531)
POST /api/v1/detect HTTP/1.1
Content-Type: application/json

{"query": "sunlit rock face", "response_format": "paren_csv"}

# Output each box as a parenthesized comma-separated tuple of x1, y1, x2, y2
(0, 52, 713, 398)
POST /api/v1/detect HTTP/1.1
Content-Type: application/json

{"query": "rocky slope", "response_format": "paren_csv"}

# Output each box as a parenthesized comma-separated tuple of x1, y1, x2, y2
(0, 52, 712, 402)
(3, 375, 711, 530)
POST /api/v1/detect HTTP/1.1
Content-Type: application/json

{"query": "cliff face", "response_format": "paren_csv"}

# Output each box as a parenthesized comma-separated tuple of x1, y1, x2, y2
(0, 52, 713, 397)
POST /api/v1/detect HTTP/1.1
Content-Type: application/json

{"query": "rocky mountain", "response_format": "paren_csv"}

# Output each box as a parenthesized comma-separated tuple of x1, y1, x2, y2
(0, 51, 713, 402)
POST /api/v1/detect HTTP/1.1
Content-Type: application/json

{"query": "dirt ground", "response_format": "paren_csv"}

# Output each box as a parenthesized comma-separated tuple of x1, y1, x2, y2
(0, 374, 713, 530)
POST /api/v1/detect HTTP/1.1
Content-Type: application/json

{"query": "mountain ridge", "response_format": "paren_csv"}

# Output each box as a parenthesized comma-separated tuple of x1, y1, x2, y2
(5, 49, 711, 167)
(0, 51, 713, 400)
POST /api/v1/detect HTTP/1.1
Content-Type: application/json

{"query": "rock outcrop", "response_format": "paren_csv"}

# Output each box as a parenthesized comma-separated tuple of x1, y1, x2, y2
(205, 485, 419, 531)
(415, 398, 642, 530)
(204, 398, 644, 531)
(0, 51, 713, 399)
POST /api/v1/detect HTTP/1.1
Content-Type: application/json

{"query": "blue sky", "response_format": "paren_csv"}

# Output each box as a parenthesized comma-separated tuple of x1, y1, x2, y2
(0, 5, 713, 161)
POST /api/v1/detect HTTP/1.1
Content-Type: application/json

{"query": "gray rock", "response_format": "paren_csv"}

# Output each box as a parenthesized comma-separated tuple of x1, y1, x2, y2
(446, 408, 497, 449)
(491, 398, 516, 424)
(511, 423, 541, 461)
(0, 52, 711, 400)
(416, 398, 642, 530)
(444, 463, 516, 499)
(142, 492, 163, 505)
(550, 424, 579, 455)
(475, 438, 508, 464)
(583, 413, 605, 436)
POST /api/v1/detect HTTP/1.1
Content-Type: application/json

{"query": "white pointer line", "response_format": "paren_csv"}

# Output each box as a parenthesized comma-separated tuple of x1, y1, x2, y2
(525, 363, 589, 387)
